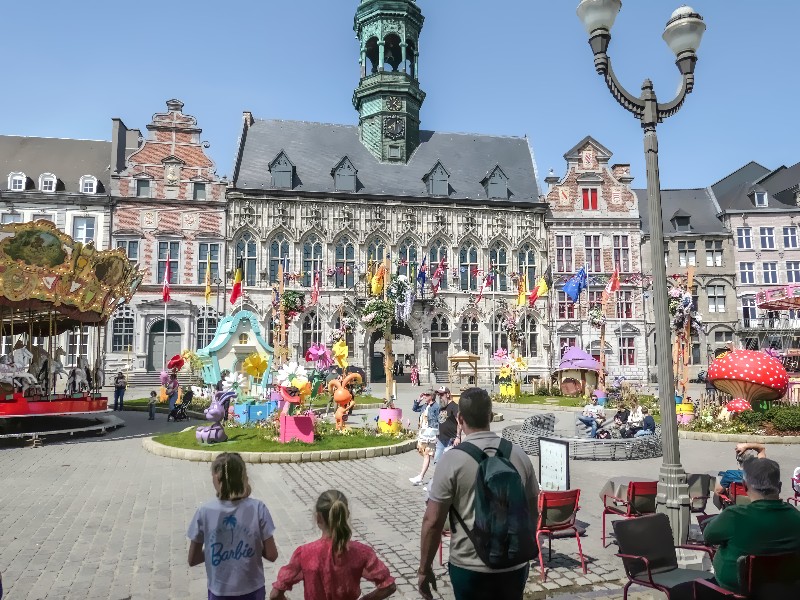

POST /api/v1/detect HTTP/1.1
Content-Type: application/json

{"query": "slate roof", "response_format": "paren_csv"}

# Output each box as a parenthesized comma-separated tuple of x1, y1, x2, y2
(0, 135, 111, 193)
(715, 167, 800, 212)
(233, 119, 540, 203)
(710, 160, 770, 202)
(635, 188, 726, 235)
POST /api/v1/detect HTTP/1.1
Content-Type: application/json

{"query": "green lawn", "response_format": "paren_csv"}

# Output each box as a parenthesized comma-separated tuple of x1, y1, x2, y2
(129, 394, 386, 409)
(153, 426, 408, 453)
(501, 394, 585, 408)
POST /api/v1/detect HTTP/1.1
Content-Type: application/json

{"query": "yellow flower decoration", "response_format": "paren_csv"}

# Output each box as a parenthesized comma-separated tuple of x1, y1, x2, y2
(243, 353, 268, 379)
(512, 356, 527, 372)
(332, 340, 349, 369)
(499, 365, 512, 379)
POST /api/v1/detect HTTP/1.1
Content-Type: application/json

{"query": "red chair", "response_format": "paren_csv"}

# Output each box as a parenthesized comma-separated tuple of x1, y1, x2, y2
(438, 529, 451, 566)
(718, 482, 749, 508)
(535, 489, 587, 582)
(602, 480, 657, 548)
(787, 475, 800, 506)
(694, 552, 800, 598)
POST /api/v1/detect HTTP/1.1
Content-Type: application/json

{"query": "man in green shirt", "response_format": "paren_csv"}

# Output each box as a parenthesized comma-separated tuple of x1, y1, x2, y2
(703, 458, 800, 594)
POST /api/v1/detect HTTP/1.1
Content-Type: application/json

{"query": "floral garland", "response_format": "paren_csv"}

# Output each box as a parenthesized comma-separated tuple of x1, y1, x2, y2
(668, 286, 703, 335)
(277, 290, 305, 321)
(360, 298, 395, 333)
(501, 314, 521, 346)
(588, 305, 606, 329)
(327, 315, 357, 345)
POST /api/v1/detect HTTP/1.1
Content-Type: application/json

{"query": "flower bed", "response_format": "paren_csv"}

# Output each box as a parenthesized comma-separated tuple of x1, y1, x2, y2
(680, 405, 800, 436)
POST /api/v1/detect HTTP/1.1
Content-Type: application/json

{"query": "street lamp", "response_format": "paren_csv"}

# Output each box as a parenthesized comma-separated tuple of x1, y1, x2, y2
(576, 0, 706, 545)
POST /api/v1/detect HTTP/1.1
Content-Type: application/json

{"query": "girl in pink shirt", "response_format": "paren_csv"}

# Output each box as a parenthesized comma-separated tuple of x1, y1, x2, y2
(269, 490, 396, 600)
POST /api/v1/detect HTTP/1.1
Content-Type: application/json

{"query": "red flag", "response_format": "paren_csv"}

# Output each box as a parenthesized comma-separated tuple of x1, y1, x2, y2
(310, 271, 320, 305)
(476, 271, 495, 303)
(162, 254, 171, 302)
(528, 286, 539, 307)
(229, 256, 243, 305)
(602, 267, 621, 303)
(431, 256, 447, 297)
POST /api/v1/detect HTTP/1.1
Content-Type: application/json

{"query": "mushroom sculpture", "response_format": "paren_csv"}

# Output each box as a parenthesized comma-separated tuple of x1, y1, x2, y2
(707, 349, 789, 413)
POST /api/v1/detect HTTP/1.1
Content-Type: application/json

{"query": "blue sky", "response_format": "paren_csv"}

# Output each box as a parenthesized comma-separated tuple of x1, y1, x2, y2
(1, 1, 796, 190)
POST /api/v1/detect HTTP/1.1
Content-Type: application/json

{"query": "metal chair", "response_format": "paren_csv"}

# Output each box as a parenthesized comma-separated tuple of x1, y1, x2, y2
(787, 475, 800, 506)
(613, 513, 714, 600)
(535, 489, 587, 582)
(694, 552, 800, 599)
(602, 480, 657, 548)
(438, 529, 451, 566)
(687, 473, 711, 520)
(718, 482, 750, 509)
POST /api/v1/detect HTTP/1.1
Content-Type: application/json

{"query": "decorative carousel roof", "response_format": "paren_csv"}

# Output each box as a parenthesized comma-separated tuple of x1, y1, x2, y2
(557, 347, 601, 372)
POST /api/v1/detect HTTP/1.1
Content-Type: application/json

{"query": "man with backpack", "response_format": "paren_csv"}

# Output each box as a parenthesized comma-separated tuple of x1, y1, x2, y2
(418, 387, 539, 600)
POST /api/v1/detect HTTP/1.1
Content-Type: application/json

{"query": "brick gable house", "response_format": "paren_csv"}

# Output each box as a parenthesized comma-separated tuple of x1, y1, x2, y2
(107, 100, 227, 377)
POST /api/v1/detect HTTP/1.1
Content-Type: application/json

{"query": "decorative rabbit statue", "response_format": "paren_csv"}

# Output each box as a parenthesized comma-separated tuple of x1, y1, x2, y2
(196, 390, 232, 444)
(327, 372, 362, 430)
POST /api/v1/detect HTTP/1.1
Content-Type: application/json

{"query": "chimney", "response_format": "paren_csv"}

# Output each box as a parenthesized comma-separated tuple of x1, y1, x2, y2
(166, 99, 184, 113)
(544, 168, 560, 192)
(111, 118, 128, 173)
(612, 163, 634, 184)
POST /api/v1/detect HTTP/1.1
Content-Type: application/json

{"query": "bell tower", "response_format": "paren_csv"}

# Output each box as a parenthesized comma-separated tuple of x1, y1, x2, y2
(353, 0, 426, 163)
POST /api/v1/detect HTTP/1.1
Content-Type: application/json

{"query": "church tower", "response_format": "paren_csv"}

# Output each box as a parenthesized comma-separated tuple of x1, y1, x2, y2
(353, 0, 426, 163)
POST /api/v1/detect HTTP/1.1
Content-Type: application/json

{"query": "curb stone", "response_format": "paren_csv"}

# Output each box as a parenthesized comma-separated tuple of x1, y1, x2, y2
(141, 436, 417, 463)
(678, 430, 800, 444)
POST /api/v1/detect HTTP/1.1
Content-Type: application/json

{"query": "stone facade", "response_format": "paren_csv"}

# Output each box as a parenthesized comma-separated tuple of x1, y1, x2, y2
(106, 100, 227, 378)
(543, 137, 648, 382)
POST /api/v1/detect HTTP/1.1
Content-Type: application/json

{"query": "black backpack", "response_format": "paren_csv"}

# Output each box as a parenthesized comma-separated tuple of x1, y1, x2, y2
(450, 438, 538, 569)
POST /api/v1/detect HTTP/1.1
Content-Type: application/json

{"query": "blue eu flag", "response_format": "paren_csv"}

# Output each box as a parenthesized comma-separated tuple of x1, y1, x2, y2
(562, 267, 588, 303)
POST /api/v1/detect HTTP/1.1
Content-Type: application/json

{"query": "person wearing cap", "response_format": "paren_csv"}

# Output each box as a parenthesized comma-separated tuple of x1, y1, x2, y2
(703, 458, 800, 595)
(433, 386, 460, 464)
(714, 442, 766, 496)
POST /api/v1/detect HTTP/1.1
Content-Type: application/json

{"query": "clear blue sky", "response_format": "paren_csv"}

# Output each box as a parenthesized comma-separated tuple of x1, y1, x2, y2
(1, 1, 796, 190)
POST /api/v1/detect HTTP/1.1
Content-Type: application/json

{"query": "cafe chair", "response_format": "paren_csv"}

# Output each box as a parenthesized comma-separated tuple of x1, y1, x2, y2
(613, 513, 714, 600)
(693, 552, 800, 599)
(787, 475, 800, 506)
(687, 473, 711, 520)
(535, 489, 587, 582)
(717, 481, 750, 509)
(602, 479, 657, 548)
(438, 529, 451, 566)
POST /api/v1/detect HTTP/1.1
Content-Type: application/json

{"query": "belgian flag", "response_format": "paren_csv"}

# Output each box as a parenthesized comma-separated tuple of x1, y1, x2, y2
(229, 256, 244, 305)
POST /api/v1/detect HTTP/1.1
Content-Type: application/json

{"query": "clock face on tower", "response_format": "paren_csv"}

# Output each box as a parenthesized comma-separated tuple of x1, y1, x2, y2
(383, 116, 405, 141)
(385, 96, 402, 111)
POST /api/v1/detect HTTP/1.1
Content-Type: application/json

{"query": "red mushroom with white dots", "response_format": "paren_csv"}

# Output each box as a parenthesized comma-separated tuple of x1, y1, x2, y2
(707, 349, 789, 412)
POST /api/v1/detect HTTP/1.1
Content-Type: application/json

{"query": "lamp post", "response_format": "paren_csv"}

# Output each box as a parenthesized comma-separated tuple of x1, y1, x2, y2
(576, 0, 706, 545)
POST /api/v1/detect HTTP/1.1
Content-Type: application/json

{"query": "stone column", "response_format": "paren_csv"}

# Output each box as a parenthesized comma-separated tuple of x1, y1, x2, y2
(360, 48, 367, 78)
(378, 41, 385, 72)
(400, 43, 407, 74)
(413, 51, 419, 80)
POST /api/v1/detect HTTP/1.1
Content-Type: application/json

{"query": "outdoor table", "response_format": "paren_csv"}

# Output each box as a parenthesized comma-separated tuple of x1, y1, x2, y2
(598, 476, 654, 504)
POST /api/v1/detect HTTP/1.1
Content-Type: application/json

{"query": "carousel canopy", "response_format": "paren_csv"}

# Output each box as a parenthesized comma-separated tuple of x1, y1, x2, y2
(557, 347, 601, 372)
(0, 220, 143, 333)
(756, 285, 800, 311)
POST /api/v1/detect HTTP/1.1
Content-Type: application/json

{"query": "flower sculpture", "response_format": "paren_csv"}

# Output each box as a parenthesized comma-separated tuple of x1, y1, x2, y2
(332, 340, 349, 370)
(275, 361, 311, 412)
(305, 343, 333, 370)
(498, 365, 513, 384)
(223, 371, 248, 402)
(242, 353, 269, 379)
(493, 348, 509, 362)
(167, 354, 185, 373)
(512, 355, 527, 372)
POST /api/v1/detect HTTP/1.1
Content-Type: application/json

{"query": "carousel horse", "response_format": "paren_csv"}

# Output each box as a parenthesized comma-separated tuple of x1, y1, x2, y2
(67, 356, 90, 394)
(196, 391, 231, 444)
(0, 355, 39, 392)
(29, 346, 66, 394)
(327, 372, 362, 430)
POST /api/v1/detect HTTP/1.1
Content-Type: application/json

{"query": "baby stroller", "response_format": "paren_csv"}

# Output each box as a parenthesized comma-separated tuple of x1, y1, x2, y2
(167, 388, 194, 422)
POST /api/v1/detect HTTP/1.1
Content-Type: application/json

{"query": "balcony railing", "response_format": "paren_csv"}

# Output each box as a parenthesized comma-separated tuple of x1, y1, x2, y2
(738, 317, 800, 331)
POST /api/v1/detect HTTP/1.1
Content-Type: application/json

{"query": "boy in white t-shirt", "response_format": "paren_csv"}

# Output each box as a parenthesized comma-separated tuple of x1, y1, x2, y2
(188, 452, 278, 600)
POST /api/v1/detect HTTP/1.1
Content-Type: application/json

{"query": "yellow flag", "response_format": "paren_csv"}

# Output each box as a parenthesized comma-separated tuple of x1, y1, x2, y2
(204, 252, 212, 304)
(517, 275, 527, 306)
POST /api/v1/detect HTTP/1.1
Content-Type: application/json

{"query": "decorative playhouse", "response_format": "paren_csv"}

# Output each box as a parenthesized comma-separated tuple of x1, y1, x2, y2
(555, 347, 601, 396)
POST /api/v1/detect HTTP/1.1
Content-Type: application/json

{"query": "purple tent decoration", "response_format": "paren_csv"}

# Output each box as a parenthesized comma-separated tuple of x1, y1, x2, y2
(557, 347, 601, 372)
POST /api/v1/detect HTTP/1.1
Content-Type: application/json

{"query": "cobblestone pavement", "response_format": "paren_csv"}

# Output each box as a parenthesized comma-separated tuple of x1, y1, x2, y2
(3, 385, 800, 600)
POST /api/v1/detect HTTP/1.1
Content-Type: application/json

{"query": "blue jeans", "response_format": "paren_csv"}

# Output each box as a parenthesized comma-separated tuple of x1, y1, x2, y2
(434, 438, 453, 464)
(577, 416, 598, 438)
(634, 429, 654, 437)
(449, 563, 528, 600)
(168, 392, 178, 410)
(148, 404, 156, 419)
(113, 388, 125, 410)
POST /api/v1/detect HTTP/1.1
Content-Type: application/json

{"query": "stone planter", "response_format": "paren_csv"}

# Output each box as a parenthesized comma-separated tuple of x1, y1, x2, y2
(378, 407, 403, 434)
(280, 414, 315, 443)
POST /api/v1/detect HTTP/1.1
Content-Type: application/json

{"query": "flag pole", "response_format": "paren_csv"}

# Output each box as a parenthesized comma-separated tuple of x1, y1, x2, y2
(383, 253, 394, 403)
(162, 253, 169, 369)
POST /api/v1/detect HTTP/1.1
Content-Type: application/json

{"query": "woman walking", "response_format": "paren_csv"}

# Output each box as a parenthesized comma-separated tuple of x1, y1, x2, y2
(409, 391, 439, 486)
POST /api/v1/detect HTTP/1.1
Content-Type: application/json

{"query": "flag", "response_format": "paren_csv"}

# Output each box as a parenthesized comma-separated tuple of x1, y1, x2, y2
(517, 275, 527, 306)
(528, 265, 552, 307)
(310, 271, 320, 305)
(230, 256, 243, 305)
(162, 253, 171, 303)
(431, 255, 447, 297)
(602, 267, 621, 303)
(204, 252, 212, 305)
(281, 255, 290, 282)
(562, 267, 587, 303)
(476, 271, 494, 303)
(417, 255, 427, 290)
(371, 263, 386, 296)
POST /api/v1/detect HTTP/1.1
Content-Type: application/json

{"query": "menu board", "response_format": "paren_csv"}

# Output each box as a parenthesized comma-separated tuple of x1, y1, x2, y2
(539, 437, 570, 491)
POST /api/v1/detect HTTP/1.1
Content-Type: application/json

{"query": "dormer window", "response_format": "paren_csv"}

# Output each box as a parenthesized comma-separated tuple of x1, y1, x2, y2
(424, 161, 450, 197)
(269, 151, 295, 189)
(39, 173, 56, 192)
(482, 165, 508, 199)
(80, 175, 98, 194)
(331, 157, 357, 192)
(8, 172, 26, 191)
(193, 182, 206, 200)
(673, 216, 691, 232)
(754, 191, 767, 207)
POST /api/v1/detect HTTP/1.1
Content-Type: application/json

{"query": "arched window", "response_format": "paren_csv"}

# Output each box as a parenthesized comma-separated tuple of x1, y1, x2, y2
(302, 235, 324, 287)
(519, 315, 538, 358)
(197, 306, 218, 349)
(461, 316, 479, 354)
(518, 244, 537, 291)
(459, 244, 479, 291)
(111, 306, 134, 352)
(334, 314, 355, 355)
(269, 233, 290, 284)
(492, 314, 508, 353)
(367, 238, 387, 262)
(490, 243, 508, 291)
(301, 314, 322, 356)
(429, 239, 448, 290)
(236, 232, 258, 287)
(431, 314, 450, 339)
(398, 237, 418, 278)
(335, 236, 356, 288)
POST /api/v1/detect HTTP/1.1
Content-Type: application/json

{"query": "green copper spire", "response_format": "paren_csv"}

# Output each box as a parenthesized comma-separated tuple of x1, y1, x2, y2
(353, 0, 426, 163)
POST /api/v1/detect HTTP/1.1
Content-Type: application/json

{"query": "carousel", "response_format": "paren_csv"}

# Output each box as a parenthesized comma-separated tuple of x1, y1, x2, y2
(757, 284, 800, 404)
(0, 220, 143, 441)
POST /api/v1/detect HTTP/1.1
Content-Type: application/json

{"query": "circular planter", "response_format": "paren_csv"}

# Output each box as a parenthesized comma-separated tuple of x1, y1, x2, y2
(142, 436, 417, 463)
